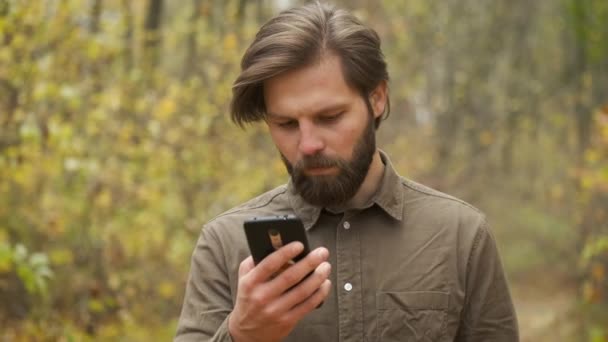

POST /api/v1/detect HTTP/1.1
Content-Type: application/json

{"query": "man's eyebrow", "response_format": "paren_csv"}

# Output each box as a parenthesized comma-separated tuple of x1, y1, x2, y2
(316, 103, 348, 116)
(266, 112, 290, 120)
(267, 103, 348, 120)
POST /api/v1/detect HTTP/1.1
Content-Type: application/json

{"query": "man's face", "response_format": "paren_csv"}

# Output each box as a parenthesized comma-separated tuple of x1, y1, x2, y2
(263, 54, 385, 207)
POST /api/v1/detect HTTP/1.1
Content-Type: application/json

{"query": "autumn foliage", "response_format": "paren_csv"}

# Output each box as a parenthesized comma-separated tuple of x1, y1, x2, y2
(1, 0, 607, 340)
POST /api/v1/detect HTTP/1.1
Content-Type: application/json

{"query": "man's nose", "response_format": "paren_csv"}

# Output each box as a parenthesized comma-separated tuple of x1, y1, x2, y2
(298, 123, 324, 156)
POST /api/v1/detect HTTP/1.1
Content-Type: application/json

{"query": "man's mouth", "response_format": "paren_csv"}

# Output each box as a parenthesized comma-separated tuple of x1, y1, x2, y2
(303, 166, 339, 176)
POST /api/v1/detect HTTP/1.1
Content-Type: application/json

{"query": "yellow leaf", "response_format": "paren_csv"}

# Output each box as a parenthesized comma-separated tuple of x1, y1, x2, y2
(98, 324, 120, 338)
(0, 228, 7, 244)
(119, 125, 134, 143)
(88, 299, 104, 313)
(550, 184, 564, 201)
(154, 97, 176, 122)
(0, 254, 12, 273)
(109, 273, 121, 290)
(601, 125, 608, 141)
(95, 189, 112, 209)
(273, 159, 286, 175)
(585, 150, 600, 164)
(591, 262, 605, 282)
(581, 176, 594, 190)
(479, 130, 494, 146)
(47, 214, 66, 237)
(49, 248, 73, 266)
(157, 281, 175, 299)
(223, 33, 238, 52)
(12, 167, 28, 186)
(582, 281, 595, 303)
(166, 127, 181, 144)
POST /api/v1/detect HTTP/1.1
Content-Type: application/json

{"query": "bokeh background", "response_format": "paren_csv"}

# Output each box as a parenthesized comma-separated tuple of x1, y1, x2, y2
(1, 0, 607, 340)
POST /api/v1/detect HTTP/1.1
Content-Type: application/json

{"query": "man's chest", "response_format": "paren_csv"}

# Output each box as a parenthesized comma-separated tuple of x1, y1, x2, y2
(281, 214, 464, 342)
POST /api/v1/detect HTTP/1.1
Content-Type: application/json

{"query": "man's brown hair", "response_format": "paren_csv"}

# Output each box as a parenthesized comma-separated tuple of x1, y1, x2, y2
(230, 1, 390, 129)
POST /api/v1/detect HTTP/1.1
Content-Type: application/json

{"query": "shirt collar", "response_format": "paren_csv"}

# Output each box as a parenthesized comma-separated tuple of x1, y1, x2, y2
(287, 150, 405, 230)
(370, 150, 405, 221)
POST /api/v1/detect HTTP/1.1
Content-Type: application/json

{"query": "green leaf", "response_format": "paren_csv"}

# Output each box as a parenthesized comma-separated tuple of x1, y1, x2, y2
(13, 243, 27, 263)
(29, 252, 49, 268)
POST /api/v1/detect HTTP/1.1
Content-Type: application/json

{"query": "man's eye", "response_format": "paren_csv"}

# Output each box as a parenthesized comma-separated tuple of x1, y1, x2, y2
(320, 112, 344, 123)
(278, 121, 298, 129)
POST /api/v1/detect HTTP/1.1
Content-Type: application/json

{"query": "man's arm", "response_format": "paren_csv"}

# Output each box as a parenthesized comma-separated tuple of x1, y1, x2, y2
(175, 224, 332, 342)
(175, 226, 235, 342)
(455, 220, 519, 342)
(228, 243, 331, 342)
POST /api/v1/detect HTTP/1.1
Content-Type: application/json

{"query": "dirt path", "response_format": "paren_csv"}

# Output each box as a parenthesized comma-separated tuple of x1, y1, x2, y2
(511, 275, 579, 341)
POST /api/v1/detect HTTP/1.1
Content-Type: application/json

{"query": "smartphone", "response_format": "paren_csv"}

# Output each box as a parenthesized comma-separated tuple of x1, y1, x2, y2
(243, 215, 311, 265)
(244, 215, 324, 307)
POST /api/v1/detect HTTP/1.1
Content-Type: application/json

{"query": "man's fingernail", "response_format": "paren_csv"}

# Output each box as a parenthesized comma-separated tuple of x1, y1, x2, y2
(319, 262, 331, 274)
(292, 242, 304, 252)
(316, 247, 329, 259)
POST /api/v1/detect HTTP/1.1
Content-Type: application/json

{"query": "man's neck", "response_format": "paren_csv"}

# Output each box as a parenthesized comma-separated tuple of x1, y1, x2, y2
(343, 150, 385, 210)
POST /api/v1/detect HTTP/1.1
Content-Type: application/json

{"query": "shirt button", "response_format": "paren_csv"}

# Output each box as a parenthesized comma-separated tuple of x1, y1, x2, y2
(343, 221, 350, 230)
(344, 283, 353, 291)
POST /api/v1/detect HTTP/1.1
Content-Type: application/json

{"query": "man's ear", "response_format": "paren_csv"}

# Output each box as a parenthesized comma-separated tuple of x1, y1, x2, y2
(369, 80, 388, 119)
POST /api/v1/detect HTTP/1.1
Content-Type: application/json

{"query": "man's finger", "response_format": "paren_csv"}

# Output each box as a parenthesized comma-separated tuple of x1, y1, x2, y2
(270, 261, 331, 313)
(266, 247, 329, 295)
(238, 256, 255, 277)
(248, 242, 304, 284)
(284, 279, 332, 322)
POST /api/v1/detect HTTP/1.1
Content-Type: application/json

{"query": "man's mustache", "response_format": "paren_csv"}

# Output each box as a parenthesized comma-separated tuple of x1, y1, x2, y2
(295, 155, 344, 170)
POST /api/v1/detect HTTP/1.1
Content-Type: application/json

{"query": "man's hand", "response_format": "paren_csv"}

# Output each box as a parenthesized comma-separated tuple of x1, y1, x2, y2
(228, 242, 331, 342)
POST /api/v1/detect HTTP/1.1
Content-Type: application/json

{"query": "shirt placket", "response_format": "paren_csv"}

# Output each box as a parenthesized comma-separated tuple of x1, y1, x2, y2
(336, 213, 364, 342)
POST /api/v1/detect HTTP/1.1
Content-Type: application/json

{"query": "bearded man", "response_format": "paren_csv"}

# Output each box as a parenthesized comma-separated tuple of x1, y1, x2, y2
(176, 2, 519, 341)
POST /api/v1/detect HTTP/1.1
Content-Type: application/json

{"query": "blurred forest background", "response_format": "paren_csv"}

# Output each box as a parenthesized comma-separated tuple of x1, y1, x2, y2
(0, 0, 607, 340)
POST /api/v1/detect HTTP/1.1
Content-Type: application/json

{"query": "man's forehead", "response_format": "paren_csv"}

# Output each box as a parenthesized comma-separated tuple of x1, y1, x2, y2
(263, 55, 359, 110)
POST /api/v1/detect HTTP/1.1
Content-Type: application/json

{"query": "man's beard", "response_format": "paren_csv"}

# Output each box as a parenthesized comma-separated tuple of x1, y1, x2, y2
(281, 112, 376, 208)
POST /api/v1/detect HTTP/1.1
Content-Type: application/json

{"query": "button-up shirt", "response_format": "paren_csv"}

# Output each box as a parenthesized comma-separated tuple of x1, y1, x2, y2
(176, 152, 519, 341)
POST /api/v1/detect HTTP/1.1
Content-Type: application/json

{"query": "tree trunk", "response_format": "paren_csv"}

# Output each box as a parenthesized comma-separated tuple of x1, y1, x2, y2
(121, 0, 134, 71)
(143, 0, 164, 70)
(183, 0, 203, 79)
(89, 0, 103, 33)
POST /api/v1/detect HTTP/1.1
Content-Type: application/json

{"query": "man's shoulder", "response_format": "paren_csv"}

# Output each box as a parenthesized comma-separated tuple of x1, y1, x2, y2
(204, 184, 292, 233)
(398, 177, 486, 226)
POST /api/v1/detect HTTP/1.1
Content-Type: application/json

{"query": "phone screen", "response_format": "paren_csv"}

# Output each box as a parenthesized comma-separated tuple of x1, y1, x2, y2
(243, 215, 311, 265)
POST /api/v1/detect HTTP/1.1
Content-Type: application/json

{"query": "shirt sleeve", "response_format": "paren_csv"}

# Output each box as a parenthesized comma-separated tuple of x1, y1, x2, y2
(175, 226, 235, 342)
(455, 220, 519, 342)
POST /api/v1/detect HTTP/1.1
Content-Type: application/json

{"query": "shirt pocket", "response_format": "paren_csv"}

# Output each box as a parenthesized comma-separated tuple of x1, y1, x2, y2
(376, 291, 449, 342)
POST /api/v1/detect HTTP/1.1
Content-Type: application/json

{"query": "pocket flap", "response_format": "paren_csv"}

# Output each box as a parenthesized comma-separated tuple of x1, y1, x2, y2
(377, 291, 449, 310)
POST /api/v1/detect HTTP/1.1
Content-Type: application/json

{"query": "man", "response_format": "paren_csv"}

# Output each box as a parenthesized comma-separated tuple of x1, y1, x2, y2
(176, 2, 519, 341)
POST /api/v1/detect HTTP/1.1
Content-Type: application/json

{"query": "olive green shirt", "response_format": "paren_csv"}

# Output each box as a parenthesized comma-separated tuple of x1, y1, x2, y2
(176, 152, 519, 341)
